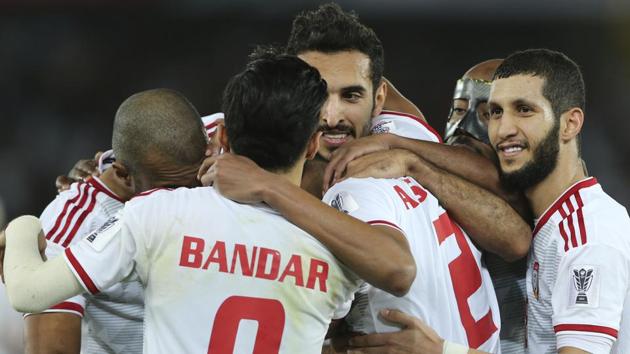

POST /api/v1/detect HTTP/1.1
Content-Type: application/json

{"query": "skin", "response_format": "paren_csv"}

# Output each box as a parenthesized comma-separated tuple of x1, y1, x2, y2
(297, 50, 386, 160)
(488, 74, 586, 354)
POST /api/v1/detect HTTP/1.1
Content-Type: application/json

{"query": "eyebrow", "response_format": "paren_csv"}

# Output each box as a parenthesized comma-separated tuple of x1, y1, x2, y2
(341, 85, 367, 94)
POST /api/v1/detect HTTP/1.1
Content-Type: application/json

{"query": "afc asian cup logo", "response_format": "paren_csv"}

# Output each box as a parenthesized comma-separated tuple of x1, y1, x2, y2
(573, 268, 594, 305)
(532, 261, 540, 300)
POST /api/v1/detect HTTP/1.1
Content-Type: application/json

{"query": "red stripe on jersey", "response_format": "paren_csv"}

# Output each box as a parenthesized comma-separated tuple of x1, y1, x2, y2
(46, 183, 85, 240)
(558, 220, 570, 252)
(50, 301, 85, 316)
(533, 177, 598, 237)
(65, 248, 100, 295)
(380, 110, 443, 143)
(565, 201, 578, 249)
(62, 191, 99, 247)
(205, 121, 218, 130)
(554, 324, 618, 338)
(53, 186, 92, 244)
(367, 220, 403, 233)
(87, 177, 124, 203)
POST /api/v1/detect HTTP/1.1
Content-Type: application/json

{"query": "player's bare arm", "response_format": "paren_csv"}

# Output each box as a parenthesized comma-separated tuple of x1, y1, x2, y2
(335, 148, 530, 261)
(3, 216, 83, 314)
(382, 78, 426, 121)
(204, 152, 416, 297)
(24, 313, 81, 354)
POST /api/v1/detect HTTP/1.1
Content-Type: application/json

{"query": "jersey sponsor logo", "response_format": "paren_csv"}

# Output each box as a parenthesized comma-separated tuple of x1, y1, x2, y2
(330, 191, 359, 214)
(87, 216, 118, 243)
(179, 236, 330, 292)
(569, 265, 599, 307)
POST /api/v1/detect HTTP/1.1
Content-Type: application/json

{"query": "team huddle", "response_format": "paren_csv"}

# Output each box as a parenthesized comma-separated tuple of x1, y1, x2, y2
(1, 3, 629, 354)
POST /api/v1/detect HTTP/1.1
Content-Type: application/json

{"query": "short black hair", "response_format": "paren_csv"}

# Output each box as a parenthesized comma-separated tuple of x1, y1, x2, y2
(222, 55, 327, 172)
(494, 48, 585, 119)
(112, 88, 207, 179)
(286, 3, 384, 91)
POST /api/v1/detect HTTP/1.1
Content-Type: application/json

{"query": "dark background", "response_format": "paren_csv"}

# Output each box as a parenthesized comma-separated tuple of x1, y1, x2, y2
(1, 0, 629, 223)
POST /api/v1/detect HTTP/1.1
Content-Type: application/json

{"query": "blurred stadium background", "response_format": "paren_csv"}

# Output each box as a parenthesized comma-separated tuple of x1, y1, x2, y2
(1, 0, 629, 352)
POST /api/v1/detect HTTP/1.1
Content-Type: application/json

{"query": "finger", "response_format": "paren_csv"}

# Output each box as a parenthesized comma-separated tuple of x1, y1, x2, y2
(197, 156, 218, 182)
(93, 151, 104, 162)
(199, 164, 218, 187)
(379, 309, 420, 328)
(348, 333, 392, 347)
(55, 175, 73, 193)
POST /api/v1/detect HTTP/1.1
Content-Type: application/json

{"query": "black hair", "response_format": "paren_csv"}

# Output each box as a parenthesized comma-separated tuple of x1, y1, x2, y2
(222, 55, 328, 171)
(112, 88, 206, 178)
(286, 3, 384, 91)
(494, 48, 585, 120)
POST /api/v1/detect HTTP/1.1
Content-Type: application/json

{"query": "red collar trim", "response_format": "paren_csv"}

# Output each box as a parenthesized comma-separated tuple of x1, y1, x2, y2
(532, 177, 598, 237)
(87, 177, 124, 203)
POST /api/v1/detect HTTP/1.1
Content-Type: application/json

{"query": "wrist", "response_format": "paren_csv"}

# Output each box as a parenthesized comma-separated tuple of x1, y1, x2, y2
(442, 340, 469, 354)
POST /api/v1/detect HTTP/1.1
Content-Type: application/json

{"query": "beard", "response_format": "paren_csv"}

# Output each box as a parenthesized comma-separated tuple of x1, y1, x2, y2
(500, 120, 560, 191)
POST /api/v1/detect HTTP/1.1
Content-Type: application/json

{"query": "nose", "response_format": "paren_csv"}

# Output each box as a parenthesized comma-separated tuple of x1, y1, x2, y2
(322, 96, 344, 128)
(491, 113, 518, 145)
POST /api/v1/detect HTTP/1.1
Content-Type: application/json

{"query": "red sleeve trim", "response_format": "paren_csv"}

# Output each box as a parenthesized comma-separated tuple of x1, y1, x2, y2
(367, 220, 403, 233)
(380, 110, 443, 143)
(50, 301, 85, 317)
(65, 248, 100, 295)
(554, 324, 618, 338)
(205, 121, 218, 131)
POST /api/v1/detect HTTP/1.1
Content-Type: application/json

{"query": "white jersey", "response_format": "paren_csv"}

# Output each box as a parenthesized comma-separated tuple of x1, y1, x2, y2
(323, 177, 501, 352)
(37, 177, 144, 354)
(370, 110, 442, 143)
(527, 177, 630, 353)
(63, 186, 362, 354)
(201, 112, 224, 140)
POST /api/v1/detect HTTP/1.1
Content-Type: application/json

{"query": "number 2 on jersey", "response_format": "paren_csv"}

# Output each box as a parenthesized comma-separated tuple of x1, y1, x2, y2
(208, 296, 285, 354)
(433, 212, 498, 348)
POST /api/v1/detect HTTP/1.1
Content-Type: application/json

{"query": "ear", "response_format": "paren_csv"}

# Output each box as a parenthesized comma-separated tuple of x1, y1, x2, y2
(305, 131, 323, 160)
(111, 161, 133, 188)
(560, 108, 584, 142)
(371, 80, 388, 117)
(216, 120, 230, 152)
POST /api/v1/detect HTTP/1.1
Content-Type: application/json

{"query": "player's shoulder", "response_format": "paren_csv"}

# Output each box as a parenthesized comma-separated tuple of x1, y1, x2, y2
(127, 186, 219, 212)
(325, 177, 398, 198)
(371, 110, 442, 143)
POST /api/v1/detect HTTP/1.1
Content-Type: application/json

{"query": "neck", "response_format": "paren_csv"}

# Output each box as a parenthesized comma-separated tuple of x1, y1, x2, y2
(98, 168, 132, 201)
(277, 160, 306, 188)
(134, 163, 201, 194)
(525, 150, 586, 218)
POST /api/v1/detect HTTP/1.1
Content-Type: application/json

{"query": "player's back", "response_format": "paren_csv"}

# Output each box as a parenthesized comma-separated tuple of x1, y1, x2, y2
(125, 186, 362, 354)
(324, 177, 501, 352)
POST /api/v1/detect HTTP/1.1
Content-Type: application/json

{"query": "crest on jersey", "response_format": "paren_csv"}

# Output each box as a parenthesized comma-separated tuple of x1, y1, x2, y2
(573, 268, 594, 304)
(532, 261, 540, 300)
(569, 265, 599, 307)
(330, 191, 359, 214)
(370, 120, 395, 135)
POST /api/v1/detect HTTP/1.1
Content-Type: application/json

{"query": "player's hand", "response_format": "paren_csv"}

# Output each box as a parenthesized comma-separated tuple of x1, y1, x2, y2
(0, 226, 47, 283)
(202, 153, 274, 203)
(347, 309, 444, 354)
(337, 149, 419, 183)
(55, 151, 103, 192)
(323, 134, 396, 192)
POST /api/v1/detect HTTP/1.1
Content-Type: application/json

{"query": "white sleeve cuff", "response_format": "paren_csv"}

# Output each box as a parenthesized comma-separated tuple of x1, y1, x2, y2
(556, 331, 614, 354)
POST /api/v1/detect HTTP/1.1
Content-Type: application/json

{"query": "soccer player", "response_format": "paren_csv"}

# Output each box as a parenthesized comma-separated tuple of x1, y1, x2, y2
(488, 49, 630, 353)
(24, 154, 143, 354)
(4, 55, 416, 353)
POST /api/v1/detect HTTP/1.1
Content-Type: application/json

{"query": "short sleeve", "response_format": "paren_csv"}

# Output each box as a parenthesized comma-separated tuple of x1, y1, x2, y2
(63, 210, 137, 295)
(323, 178, 404, 235)
(371, 111, 442, 143)
(552, 243, 628, 342)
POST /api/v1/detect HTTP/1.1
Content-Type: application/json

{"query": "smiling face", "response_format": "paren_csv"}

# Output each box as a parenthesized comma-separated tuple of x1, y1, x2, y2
(298, 50, 385, 159)
(488, 74, 561, 190)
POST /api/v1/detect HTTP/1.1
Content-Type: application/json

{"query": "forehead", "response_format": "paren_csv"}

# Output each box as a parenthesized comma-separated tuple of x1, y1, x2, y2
(298, 50, 372, 90)
(489, 74, 546, 105)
